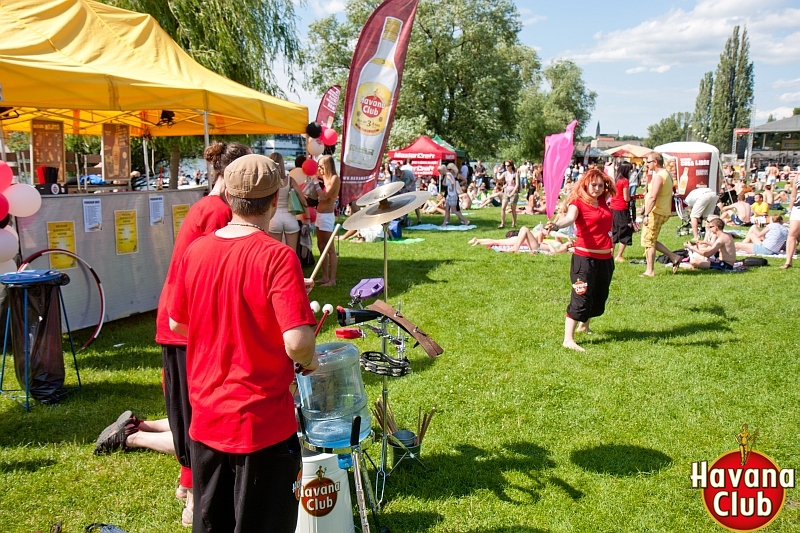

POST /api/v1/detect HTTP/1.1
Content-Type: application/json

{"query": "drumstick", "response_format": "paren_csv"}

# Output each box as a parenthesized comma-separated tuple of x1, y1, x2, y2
(314, 304, 333, 337)
(310, 223, 341, 281)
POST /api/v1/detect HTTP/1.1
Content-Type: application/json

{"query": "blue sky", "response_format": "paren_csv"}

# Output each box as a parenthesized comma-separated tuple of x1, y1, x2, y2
(280, 0, 800, 138)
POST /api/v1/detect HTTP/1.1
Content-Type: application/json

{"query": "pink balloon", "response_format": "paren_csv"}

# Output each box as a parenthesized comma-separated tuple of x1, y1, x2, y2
(0, 162, 12, 192)
(0, 194, 8, 219)
(321, 128, 339, 145)
(302, 159, 319, 176)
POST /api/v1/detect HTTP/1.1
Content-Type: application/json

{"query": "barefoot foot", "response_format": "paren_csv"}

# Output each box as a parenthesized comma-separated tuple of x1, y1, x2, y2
(780, 263, 792, 269)
(576, 325, 594, 334)
(563, 341, 585, 352)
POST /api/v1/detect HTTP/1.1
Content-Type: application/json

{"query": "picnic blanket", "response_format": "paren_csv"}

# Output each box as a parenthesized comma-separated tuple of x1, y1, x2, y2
(406, 224, 477, 231)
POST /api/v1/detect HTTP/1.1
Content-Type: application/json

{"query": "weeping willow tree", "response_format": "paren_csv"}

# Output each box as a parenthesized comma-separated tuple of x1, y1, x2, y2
(104, 0, 304, 185)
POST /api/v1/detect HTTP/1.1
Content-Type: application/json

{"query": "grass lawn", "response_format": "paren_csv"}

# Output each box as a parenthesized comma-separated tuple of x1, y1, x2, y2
(1, 206, 798, 532)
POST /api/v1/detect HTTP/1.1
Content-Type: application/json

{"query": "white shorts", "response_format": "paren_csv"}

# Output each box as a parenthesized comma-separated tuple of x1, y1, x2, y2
(791, 206, 800, 222)
(316, 211, 335, 232)
(268, 209, 300, 234)
(690, 192, 718, 220)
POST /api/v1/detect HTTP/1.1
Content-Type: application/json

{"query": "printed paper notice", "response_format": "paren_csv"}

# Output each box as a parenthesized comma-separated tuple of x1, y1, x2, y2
(149, 195, 164, 226)
(83, 198, 102, 232)
(172, 204, 190, 239)
(115, 210, 138, 255)
(46, 221, 77, 270)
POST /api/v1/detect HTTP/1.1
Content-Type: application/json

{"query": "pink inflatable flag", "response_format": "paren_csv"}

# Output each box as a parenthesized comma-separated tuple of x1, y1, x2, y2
(543, 120, 578, 219)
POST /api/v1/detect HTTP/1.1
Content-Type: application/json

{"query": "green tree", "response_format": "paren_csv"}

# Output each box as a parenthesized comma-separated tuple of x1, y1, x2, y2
(303, 0, 540, 160)
(500, 59, 596, 162)
(645, 112, 692, 148)
(708, 26, 754, 153)
(767, 114, 775, 122)
(692, 71, 713, 141)
(794, 108, 800, 116)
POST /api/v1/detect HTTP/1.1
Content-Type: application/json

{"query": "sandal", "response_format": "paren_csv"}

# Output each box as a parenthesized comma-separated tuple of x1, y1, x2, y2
(181, 505, 193, 528)
(498, 224, 505, 229)
(671, 257, 682, 274)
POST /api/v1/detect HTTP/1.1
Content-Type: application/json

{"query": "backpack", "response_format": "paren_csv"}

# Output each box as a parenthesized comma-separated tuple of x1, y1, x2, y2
(85, 525, 130, 533)
(743, 257, 768, 267)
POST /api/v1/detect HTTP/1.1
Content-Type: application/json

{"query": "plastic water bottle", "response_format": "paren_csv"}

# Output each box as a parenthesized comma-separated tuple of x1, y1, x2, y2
(297, 342, 372, 449)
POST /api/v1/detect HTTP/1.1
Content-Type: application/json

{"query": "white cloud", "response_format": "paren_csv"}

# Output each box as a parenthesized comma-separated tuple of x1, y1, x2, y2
(651, 65, 672, 73)
(562, 0, 800, 69)
(626, 67, 647, 74)
(773, 78, 800, 89)
(780, 92, 800, 103)
(522, 15, 545, 25)
(308, 0, 345, 18)
(756, 106, 795, 121)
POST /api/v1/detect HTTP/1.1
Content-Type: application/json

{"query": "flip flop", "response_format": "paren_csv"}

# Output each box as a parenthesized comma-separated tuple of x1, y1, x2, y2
(672, 257, 681, 274)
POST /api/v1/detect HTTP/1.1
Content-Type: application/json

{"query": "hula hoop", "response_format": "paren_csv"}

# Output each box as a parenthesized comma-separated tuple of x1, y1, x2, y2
(18, 248, 106, 351)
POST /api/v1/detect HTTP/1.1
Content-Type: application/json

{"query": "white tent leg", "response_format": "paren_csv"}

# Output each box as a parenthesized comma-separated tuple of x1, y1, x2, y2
(203, 111, 212, 192)
(143, 137, 151, 191)
(0, 123, 7, 163)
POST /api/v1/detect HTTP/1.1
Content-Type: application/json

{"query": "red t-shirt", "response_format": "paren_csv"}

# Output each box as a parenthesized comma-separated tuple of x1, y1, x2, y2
(155, 195, 231, 345)
(609, 178, 629, 211)
(572, 198, 613, 259)
(168, 232, 316, 453)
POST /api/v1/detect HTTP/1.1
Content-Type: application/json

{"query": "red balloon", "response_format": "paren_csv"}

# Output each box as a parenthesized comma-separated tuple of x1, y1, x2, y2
(0, 194, 8, 219)
(0, 162, 12, 192)
(321, 128, 339, 145)
(302, 159, 318, 176)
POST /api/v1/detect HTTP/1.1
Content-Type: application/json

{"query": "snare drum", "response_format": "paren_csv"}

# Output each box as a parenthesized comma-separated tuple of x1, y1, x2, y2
(296, 342, 372, 450)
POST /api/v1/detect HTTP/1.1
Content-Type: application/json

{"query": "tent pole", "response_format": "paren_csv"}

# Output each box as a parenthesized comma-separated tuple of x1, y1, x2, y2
(203, 111, 212, 192)
(0, 122, 7, 163)
(143, 137, 151, 191)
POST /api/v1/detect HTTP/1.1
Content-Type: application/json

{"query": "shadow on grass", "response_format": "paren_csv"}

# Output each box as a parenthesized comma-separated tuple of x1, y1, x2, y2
(570, 444, 672, 476)
(0, 458, 56, 473)
(303, 258, 452, 304)
(588, 320, 736, 347)
(378, 510, 443, 533)
(687, 304, 738, 322)
(384, 442, 580, 506)
(0, 381, 165, 447)
(76, 347, 162, 371)
(460, 528, 549, 533)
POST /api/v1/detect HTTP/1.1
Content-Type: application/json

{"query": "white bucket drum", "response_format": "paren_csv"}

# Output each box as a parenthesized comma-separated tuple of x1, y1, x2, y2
(296, 452, 354, 533)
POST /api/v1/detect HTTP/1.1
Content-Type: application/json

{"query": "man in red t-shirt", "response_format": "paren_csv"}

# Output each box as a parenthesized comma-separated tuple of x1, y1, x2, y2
(169, 154, 318, 533)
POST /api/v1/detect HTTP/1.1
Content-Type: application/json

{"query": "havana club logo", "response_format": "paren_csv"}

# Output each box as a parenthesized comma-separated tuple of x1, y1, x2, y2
(360, 94, 386, 118)
(691, 425, 795, 531)
(300, 466, 340, 517)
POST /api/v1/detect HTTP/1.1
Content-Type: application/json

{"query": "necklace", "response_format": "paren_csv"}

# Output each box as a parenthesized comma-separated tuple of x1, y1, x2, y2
(227, 222, 266, 233)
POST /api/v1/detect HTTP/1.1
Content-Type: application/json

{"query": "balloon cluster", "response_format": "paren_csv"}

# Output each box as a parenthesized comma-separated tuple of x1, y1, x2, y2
(0, 161, 43, 269)
(302, 122, 339, 177)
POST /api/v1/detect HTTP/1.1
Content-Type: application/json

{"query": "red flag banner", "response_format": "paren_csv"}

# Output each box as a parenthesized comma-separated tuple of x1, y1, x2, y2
(339, 0, 419, 206)
(315, 85, 341, 128)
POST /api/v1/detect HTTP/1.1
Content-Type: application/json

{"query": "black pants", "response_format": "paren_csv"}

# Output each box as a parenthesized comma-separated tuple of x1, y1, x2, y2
(162, 345, 192, 471)
(567, 254, 614, 323)
(192, 435, 302, 533)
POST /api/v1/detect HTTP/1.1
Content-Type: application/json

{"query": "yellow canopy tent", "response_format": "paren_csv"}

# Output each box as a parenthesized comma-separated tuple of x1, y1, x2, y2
(0, 0, 308, 137)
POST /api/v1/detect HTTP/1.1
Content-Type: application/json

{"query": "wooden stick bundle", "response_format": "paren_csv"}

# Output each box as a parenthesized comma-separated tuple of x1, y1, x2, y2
(371, 399, 398, 435)
(416, 404, 436, 445)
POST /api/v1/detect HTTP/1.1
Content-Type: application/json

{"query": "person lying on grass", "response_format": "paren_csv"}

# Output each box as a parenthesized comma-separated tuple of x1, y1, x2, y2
(468, 226, 572, 253)
(734, 214, 787, 256)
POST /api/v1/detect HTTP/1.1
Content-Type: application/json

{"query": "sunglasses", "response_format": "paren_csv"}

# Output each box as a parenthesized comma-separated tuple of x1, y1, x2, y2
(647, 160, 657, 163)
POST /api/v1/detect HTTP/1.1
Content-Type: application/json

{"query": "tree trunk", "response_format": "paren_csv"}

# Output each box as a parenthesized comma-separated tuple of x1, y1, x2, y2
(169, 143, 180, 189)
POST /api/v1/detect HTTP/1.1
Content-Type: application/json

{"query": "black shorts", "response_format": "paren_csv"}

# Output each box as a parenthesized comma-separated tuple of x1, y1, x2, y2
(162, 344, 192, 470)
(710, 260, 735, 271)
(192, 435, 302, 532)
(611, 209, 633, 245)
(567, 254, 615, 323)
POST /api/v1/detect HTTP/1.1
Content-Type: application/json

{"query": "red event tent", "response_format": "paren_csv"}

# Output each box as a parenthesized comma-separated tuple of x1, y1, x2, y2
(388, 135, 456, 177)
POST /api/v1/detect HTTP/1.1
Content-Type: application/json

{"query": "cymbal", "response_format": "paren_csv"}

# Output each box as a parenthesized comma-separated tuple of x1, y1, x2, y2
(343, 191, 429, 230)
(355, 181, 404, 206)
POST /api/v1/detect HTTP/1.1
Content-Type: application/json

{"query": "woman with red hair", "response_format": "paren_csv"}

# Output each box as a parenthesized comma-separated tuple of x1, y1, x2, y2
(545, 169, 616, 352)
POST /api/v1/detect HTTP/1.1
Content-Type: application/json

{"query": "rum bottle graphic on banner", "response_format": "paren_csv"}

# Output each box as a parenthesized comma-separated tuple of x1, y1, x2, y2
(678, 167, 689, 195)
(343, 17, 402, 170)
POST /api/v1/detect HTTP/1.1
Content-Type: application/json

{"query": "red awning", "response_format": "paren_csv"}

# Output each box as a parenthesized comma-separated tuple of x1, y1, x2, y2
(388, 135, 457, 161)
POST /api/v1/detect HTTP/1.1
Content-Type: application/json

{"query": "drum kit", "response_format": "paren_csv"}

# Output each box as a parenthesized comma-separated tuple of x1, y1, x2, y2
(295, 183, 441, 533)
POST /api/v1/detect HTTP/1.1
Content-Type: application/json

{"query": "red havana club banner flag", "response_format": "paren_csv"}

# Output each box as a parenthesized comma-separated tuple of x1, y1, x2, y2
(339, 0, 419, 206)
(315, 85, 341, 128)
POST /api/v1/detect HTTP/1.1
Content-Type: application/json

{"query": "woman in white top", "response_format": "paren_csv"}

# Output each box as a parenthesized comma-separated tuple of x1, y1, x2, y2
(267, 152, 308, 254)
(782, 176, 800, 269)
(439, 164, 469, 226)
